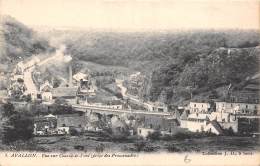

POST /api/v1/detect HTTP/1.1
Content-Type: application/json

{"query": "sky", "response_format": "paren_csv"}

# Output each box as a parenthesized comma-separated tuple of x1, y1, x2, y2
(1, 0, 259, 31)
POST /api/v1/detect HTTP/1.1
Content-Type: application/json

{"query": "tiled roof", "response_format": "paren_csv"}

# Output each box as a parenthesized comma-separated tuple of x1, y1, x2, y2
(73, 72, 88, 82)
(141, 115, 179, 131)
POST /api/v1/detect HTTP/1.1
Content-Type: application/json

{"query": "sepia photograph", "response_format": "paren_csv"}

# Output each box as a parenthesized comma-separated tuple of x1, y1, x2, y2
(0, 0, 259, 165)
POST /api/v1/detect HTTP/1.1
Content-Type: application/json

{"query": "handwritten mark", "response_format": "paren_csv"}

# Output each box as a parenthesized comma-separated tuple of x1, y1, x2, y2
(184, 155, 191, 164)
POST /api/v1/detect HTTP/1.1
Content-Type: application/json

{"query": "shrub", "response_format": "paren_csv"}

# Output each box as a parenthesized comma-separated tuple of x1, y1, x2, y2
(133, 141, 146, 152)
(165, 144, 181, 152)
(2, 112, 34, 144)
(147, 131, 161, 140)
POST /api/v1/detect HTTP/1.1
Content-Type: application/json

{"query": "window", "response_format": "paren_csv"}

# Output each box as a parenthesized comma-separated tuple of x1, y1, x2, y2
(194, 104, 196, 107)
(246, 105, 248, 109)
(139, 129, 141, 134)
(231, 104, 233, 107)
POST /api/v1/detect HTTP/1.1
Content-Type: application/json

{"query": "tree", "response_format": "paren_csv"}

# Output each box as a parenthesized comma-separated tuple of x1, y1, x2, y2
(147, 131, 161, 140)
(2, 111, 34, 144)
(54, 97, 68, 105)
(1, 102, 16, 117)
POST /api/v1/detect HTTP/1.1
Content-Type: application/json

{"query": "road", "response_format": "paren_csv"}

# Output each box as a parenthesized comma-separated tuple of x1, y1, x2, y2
(22, 49, 65, 99)
(115, 79, 154, 111)
(23, 69, 38, 99)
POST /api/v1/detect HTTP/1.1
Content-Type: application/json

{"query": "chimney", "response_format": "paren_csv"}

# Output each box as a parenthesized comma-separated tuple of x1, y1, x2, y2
(69, 64, 72, 87)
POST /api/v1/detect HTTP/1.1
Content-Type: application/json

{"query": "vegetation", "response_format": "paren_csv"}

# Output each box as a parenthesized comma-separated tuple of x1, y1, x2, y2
(61, 30, 260, 104)
(0, 103, 34, 144)
(0, 15, 54, 72)
(3, 16, 259, 105)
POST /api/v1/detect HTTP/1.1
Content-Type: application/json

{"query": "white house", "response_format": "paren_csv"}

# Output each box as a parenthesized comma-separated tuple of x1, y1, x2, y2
(216, 101, 259, 115)
(40, 81, 53, 102)
(189, 101, 211, 113)
(73, 72, 88, 83)
(40, 81, 53, 92)
(180, 113, 210, 132)
(180, 111, 238, 133)
(41, 91, 53, 101)
(145, 101, 168, 112)
(137, 127, 156, 138)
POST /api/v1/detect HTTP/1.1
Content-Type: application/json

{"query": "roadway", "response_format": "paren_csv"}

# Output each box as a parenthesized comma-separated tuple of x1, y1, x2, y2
(115, 79, 153, 110)
(22, 48, 66, 99)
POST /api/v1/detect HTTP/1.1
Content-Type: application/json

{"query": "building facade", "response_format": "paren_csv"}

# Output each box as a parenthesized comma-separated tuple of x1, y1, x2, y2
(216, 101, 259, 115)
(189, 102, 211, 113)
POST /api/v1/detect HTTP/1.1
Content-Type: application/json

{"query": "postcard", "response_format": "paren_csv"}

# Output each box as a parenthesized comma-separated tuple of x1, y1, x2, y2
(0, 0, 259, 165)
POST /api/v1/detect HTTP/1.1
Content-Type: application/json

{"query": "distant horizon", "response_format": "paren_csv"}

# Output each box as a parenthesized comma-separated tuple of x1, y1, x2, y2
(3, 14, 260, 34)
(1, 0, 259, 32)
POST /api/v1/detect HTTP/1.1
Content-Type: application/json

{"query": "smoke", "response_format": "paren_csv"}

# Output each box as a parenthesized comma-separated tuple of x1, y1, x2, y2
(37, 44, 72, 68)
(35, 45, 73, 86)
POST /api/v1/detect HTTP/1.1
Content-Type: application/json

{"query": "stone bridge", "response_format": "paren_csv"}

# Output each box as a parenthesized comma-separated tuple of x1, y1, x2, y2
(71, 104, 171, 117)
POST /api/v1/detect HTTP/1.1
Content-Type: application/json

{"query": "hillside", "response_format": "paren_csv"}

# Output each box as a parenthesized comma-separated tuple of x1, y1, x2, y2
(1, 16, 259, 105)
(0, 16, 54, 72)
(60, 30, 259, 104)
(61, 30, 259, 72)
(144, 46, 260, 105)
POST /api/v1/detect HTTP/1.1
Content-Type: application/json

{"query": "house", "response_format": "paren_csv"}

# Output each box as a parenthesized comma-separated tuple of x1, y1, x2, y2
(40, 81, 53, 102)
(73, 72, 89, 83)
(189, 101, 211, 113)
(215, 101, 259, 115)
(77, 78, 96, 97)
(127, 72, 144, 96)
(33, 114, 57, 135)
(180, 111, 238, 133)
(105, 100, 123, 109)
(11, 74, 24, 82)
(40, 81, 53, 92)
(41, 91, 52, 102)
(137, 114, 180, 138)
(180, 113, 211, 132)
(145, 101, 168, 112)
(137, 127, 156, 138)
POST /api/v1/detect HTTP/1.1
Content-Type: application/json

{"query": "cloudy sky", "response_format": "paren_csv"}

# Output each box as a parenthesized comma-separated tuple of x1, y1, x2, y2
(1, 0, 259, 31)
